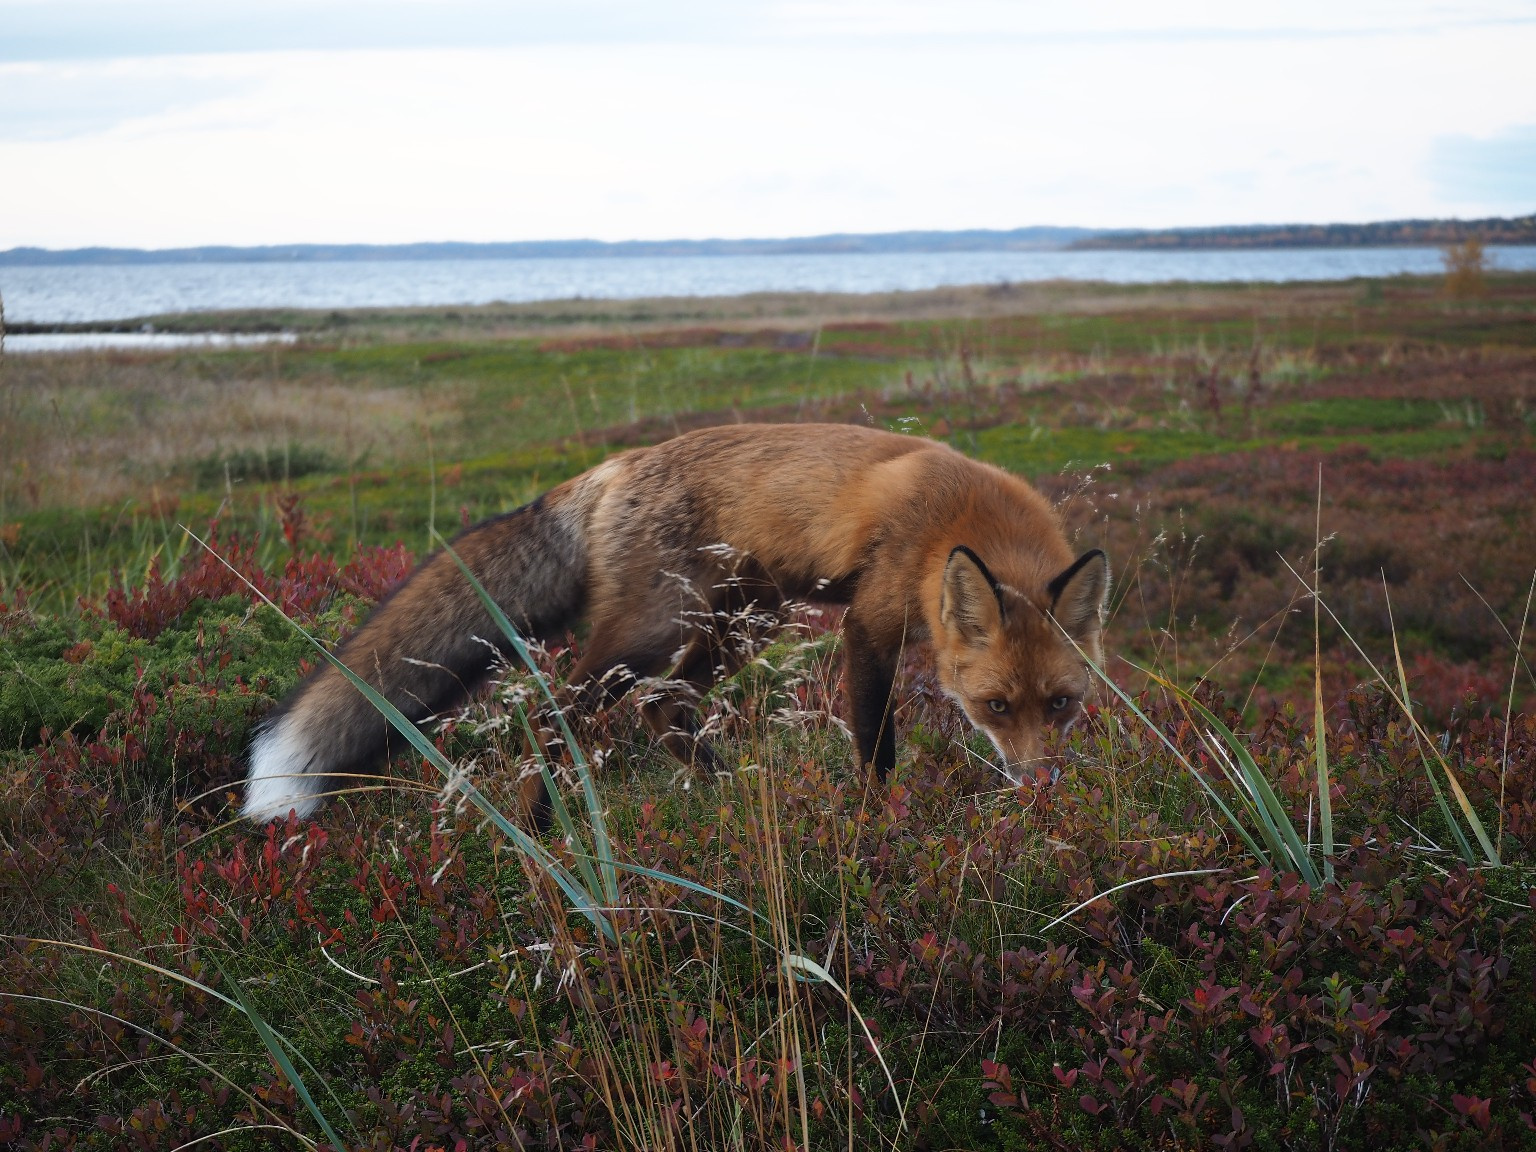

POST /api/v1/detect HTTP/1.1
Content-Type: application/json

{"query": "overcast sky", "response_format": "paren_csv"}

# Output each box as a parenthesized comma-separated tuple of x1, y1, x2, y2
(2, 0, 1534, 248)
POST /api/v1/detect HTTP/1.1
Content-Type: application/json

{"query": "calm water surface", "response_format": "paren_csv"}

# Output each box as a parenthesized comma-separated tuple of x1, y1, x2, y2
(4, 246, 1534, 326)
(5, 331, 299, 354)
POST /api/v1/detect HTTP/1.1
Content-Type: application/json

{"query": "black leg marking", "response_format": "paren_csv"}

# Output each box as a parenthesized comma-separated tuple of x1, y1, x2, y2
(520, 768, 554, 833)
(843, 614, 898, 780)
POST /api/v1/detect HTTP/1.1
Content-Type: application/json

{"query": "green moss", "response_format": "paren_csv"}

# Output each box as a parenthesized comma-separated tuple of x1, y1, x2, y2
(0, 595, 341, 788)
(1263, 398, 1451, 436)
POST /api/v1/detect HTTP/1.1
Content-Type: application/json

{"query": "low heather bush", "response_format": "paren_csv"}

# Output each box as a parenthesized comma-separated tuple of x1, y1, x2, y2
(1, 517, 1532, 1150)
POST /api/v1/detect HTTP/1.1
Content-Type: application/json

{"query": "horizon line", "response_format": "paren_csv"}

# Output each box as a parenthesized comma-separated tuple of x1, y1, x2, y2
(4, 213, 1534, 265)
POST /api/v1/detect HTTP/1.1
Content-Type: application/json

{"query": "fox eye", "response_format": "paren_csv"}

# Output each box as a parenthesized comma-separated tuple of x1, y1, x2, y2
(1049, 696, 1073, 713)
(987, 699, 1008, 714)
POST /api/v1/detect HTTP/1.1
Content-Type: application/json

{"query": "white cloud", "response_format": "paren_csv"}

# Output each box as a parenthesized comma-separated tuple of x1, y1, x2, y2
(0, 59, 255, 140)
(1, 6, 1533, 247)
(1429, 124, 1536, 214)
(3, 1, 1535, 62)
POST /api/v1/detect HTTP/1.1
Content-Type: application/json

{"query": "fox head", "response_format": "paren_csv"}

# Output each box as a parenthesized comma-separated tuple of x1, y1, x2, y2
(935, 545, 1109, 784)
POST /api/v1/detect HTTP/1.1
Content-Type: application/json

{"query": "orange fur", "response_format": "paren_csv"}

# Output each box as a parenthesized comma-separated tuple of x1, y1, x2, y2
(243, 424, 1109, 824)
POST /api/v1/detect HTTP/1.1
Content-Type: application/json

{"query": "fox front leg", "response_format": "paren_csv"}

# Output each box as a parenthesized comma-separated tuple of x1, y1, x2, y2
(841, 612, 899, 780)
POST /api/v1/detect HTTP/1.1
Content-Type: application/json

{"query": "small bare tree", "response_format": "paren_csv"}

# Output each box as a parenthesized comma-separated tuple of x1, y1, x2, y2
(1442, 237, 1487, 299)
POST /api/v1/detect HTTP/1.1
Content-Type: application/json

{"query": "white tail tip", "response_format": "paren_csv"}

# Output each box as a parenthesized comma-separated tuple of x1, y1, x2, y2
(243, 718, 324, 823)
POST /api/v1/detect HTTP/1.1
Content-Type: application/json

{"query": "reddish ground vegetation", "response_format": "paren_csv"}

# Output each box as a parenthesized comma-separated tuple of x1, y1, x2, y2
(2, 295, 1534, 1146)
(1067, 445, 1536, 721)
(1, 530, 1533, 1149)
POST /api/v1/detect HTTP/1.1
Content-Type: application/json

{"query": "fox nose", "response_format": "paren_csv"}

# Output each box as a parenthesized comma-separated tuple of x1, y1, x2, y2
(1018, 737, 1054, 784)
(1000, 746, 1059, 787)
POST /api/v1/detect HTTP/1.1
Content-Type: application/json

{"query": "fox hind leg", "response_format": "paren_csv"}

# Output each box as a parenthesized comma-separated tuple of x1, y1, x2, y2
(516, 559, 788, 826)
(645, 570, 791, 770)
(634, 642, 726, 771)
(513, 640, 671, 827)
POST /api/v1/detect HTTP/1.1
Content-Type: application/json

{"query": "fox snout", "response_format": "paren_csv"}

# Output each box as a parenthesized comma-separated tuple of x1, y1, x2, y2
(974, 704, 1078, 786)
(981, 728, 1050, 787)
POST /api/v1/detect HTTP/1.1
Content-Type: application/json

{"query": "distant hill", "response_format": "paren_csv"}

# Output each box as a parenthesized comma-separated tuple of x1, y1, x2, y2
(1069, 214, 1536, 251)
(0, 228, 1097, 266)
(5, 217, 1533, 266)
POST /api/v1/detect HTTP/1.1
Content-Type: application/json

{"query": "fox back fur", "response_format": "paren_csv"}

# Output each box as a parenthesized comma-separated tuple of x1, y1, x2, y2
(243, 423, 1109, 824)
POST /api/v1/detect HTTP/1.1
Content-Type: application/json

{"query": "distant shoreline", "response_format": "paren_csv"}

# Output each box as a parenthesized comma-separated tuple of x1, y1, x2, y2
(3, 214, 1532, 266)
(8, 268, 1536, 340)
(0, 228, 1092, 267)
(7, 247, 1536, 329)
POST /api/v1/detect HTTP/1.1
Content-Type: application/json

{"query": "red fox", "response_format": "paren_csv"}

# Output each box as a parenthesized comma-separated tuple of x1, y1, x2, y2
(243, 423, 1109, 824)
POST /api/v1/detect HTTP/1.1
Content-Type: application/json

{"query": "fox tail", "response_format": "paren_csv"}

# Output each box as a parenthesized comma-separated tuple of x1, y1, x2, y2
(242, 492, 588, 823)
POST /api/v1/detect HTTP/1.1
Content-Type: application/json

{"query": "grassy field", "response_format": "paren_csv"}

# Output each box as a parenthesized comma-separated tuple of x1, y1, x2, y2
(2, 273, 1535, 1149)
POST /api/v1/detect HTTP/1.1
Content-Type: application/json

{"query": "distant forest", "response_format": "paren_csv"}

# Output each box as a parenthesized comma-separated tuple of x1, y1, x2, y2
(2, 216, 1532, 265)
(1069, 214, 1536, 250)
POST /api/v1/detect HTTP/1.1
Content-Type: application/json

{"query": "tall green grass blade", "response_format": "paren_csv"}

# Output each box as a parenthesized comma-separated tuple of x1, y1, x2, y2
(1136, 664, 1321, 886)
(19, 934, 351, 1130)
(214, 956, 346, 1151)
(1497, 570, 1536, 859)
(2, 989, 309, 1148)
(1283, 556, 1500, 866)
(429, 530, 589, 766)
(1427, 753, 1499, 865)
(288, 626, 615, 937)
(434, 529, 619, 903)
(314, 648, 613, 927)
(198, 528, 766, 944)
(1189, 735, 1277, 847)
(502, 702, 773, 933)
(783, 953, 907, 1132)
(188, 529, 618, 940)
(459, 777, 621, 940)
(1072, 648, 1273, 868)
(509, 702, 609, 904)
(1387, 598, 1476, 864)
(1312, 467, 1335, 881)
(1183, 693, 1320, 887)
(1459, 569, 1536, 860)
(1312, 669, 1335, 883)
(582, 856, 773, 931)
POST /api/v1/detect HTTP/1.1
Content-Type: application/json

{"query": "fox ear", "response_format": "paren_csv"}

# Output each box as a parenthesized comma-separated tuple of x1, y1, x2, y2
(1048, 549, 1109, 642)
(941, 546, 1004, 645)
